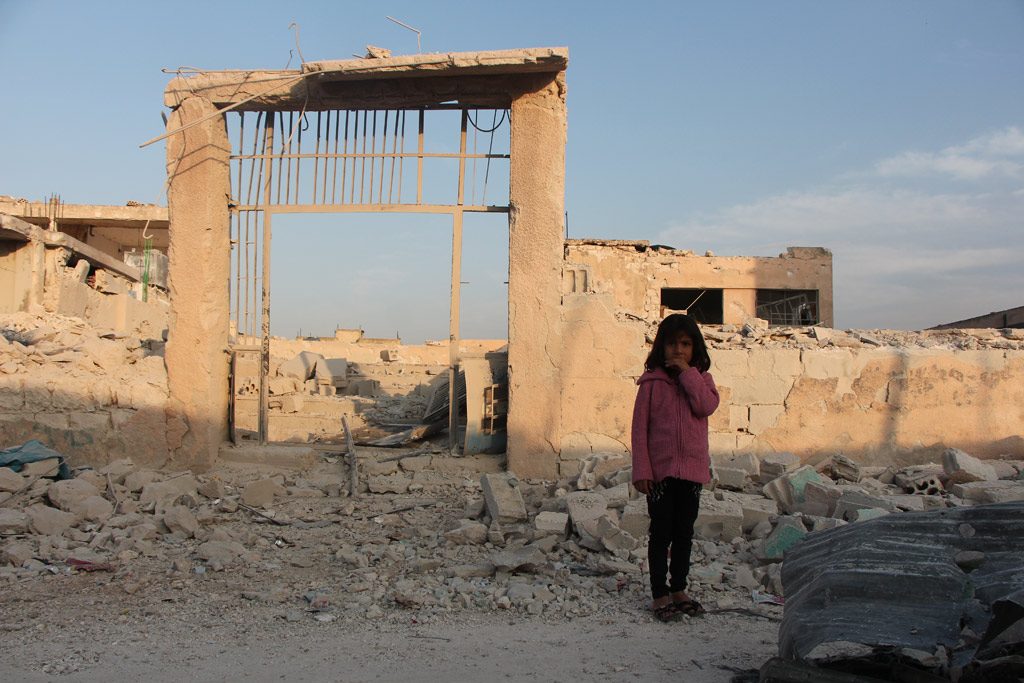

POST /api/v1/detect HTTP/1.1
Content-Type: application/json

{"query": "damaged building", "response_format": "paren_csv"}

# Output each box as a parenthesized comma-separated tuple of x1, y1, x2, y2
(1, 46, 1023, 682)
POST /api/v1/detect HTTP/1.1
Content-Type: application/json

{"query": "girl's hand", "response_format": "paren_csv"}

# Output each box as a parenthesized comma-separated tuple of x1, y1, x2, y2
(634, 479, 653, 495)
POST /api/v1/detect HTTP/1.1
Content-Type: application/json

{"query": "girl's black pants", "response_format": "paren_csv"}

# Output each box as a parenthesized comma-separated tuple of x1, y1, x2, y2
(646, 477, 702, 599)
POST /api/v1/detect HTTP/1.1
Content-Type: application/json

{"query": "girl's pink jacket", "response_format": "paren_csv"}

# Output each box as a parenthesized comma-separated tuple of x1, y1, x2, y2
(631, 366, 720, 485)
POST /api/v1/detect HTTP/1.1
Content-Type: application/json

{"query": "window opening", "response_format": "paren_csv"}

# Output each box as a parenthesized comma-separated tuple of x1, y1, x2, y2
(756, 289, 819, 326)
(661, 288, 724, 324)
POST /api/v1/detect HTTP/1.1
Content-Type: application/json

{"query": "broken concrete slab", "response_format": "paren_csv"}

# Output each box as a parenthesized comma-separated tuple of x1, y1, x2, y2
(444, 521, 488, 545)
(950, 480, 1024, 504)
(763, 466, 824, 514)
(367, 474, 411, 494)
(139, 475, 200, 507)
(564, 491, 608, 526)
(240, 478, 286, 508)
(695, 491, 744, 541)
(943, 448, 997, 484)
(0, 509, 30, 534)
(533, 511, 570, 538)
(760, 452, 801, 482)
(480, 473, 528, 524)
(25, 504, 77, 535)
(757, 516, 807, 562)
(277, 351, 324, 381)
(0, 467, 25, 492)
(575, 452, 630, 490)
(491, 545, 546, 573)
(715, 467, 749, 491)
(46, 478, 101, 511)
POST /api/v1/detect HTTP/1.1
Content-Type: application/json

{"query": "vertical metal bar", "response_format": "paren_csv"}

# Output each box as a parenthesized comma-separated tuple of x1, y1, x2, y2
(416, 109, 424, 204)
(448, 208, 464, 452)
(368, 111, 378, 203)
(388, 109, 400, 203)
(296, 113, 303, 205)
(312, 112, 322, 204)
(330, 109, 340, 204)
(285, 112, 294, 205)
(448, 110, 469, 452)
(378, 110, 388, 203)
(341, 111, 350, 204)
(360, 111, 369, 204)
(258, 117, 275, 446)
(457, 109, 468, 206)
(275, 112, 284, 204)
(322, 110, 331, 203)
(396, 110, 405, 203)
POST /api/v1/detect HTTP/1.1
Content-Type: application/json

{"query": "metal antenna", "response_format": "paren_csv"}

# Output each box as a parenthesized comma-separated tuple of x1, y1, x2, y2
(385, 16, 421, 53)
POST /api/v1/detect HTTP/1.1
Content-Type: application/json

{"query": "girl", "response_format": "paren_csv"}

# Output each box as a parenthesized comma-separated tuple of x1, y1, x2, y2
(631, 313, 719, 622)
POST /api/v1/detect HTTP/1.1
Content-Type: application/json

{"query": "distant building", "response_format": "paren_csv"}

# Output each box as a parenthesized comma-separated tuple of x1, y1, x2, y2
(931, 305, 1024, 330)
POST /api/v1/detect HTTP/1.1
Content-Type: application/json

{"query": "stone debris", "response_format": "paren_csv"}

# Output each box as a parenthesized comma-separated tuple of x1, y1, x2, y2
(0, 431, 1021, 640)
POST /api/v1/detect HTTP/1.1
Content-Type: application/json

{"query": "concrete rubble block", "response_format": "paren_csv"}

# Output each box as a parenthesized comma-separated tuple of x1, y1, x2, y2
(198, 479, 227, 500)
(268, 376, 299, 396)
(240, 478, 286, 508)
(942, 448, 997, 484)
(367, 474, 411, 495)
(491, 545, 546, 573)
(601, 482, 631, 509)
(314, 358, 348, 387)
(162, 505, 199, 537)
(278, 394, 304, 413)
(619, 498, 650, 538)
(123, 470, 160, 492)
(0, 509, 30, 534)
(533, 511, 570, 538)
(565, 491, 608, 527)
(139, 475, 200, 507)
(599, 522, 639, 553)
(20, 458, 63, 478)
(25, 504, 77, 535)
(833, 488, 898, 521)
(715, 467, 749, 491)
(990, 460, 1019, 480)
(1, 541, 34, 567)
(46, 478, 101, 512)
(575, 452, 631, 490)
(445, 521, 488, 545)
(797, 480, 842, 517)
(277, 351, 324, 381)
(716, 452, 761, 476)
(759, 452, 802, 481)
(0, 467, 25, 492)
(68, 495, 114, 523)
(732, 494, 779, 533)
(808, 516, 847, 533)
(950, 480, 1024, 504)
(849, 507, 890, 523)
(825, 454, 862, 482)
(894, 466, 945, 495)
(758, 516, 808, 562)
(695, 491, 744, 541)
(480, 473, 528, 524)
(763, 466, 824, 514)
(98, 459, 135, 484)
(601, 467, 633, 488)
(196, 539, 249, 568)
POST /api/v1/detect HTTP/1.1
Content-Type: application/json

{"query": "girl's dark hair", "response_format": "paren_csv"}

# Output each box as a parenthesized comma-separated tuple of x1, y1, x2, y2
(645, 313, 711, 373)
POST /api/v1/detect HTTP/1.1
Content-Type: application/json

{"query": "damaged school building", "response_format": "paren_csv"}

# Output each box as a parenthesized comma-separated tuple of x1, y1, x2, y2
(1, 47, 1023, 680)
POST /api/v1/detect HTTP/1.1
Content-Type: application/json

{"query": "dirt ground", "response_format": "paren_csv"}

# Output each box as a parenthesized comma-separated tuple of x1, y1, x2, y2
(0, 455, 780, 682)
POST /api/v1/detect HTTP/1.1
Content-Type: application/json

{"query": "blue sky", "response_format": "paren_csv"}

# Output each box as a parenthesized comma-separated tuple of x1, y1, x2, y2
(1, 1, 1022, 339)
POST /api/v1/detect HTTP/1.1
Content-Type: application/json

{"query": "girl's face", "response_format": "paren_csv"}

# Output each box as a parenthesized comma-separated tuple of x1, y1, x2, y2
(664, 332, 694, 368)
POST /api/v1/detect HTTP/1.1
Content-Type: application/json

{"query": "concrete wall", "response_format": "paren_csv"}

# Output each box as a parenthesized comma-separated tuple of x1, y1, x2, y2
(564, 242, 834, 326)
(554, 291, 1024, 474)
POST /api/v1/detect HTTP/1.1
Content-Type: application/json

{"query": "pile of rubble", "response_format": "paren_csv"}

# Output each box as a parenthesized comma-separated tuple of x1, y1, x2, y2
(3, 438, 1021, 628)
(678, 318, 1024, 351)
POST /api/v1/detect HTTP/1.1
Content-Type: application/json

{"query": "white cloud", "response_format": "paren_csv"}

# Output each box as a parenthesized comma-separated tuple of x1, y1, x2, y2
(875, 126, 1024, 180)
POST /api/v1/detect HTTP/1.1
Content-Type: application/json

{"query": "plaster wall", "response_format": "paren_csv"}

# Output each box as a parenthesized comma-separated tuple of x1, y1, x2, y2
(564, 242, 833, 326)
(556, 295, 1024, 474)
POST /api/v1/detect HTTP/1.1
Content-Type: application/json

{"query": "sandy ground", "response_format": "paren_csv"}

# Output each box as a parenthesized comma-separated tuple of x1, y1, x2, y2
(0, 575, 777, 682)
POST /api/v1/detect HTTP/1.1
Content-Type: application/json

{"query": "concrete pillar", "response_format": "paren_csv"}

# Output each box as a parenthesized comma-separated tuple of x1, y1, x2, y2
(507, 75, 567, 479)
(165, 97, 232, 470)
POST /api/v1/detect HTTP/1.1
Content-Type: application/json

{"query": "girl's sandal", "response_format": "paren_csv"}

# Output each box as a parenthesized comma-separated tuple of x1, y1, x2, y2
(652, 603, 683, 622)
(675, 598, 705, 617)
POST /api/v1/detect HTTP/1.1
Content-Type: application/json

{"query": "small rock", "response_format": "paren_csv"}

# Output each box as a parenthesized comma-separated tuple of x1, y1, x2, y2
(241, 478, 286, 508)
(954, 550, 985, 572)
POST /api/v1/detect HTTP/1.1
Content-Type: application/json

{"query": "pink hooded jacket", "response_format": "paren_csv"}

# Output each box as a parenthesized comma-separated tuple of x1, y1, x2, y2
(631, 366, 720, 485)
